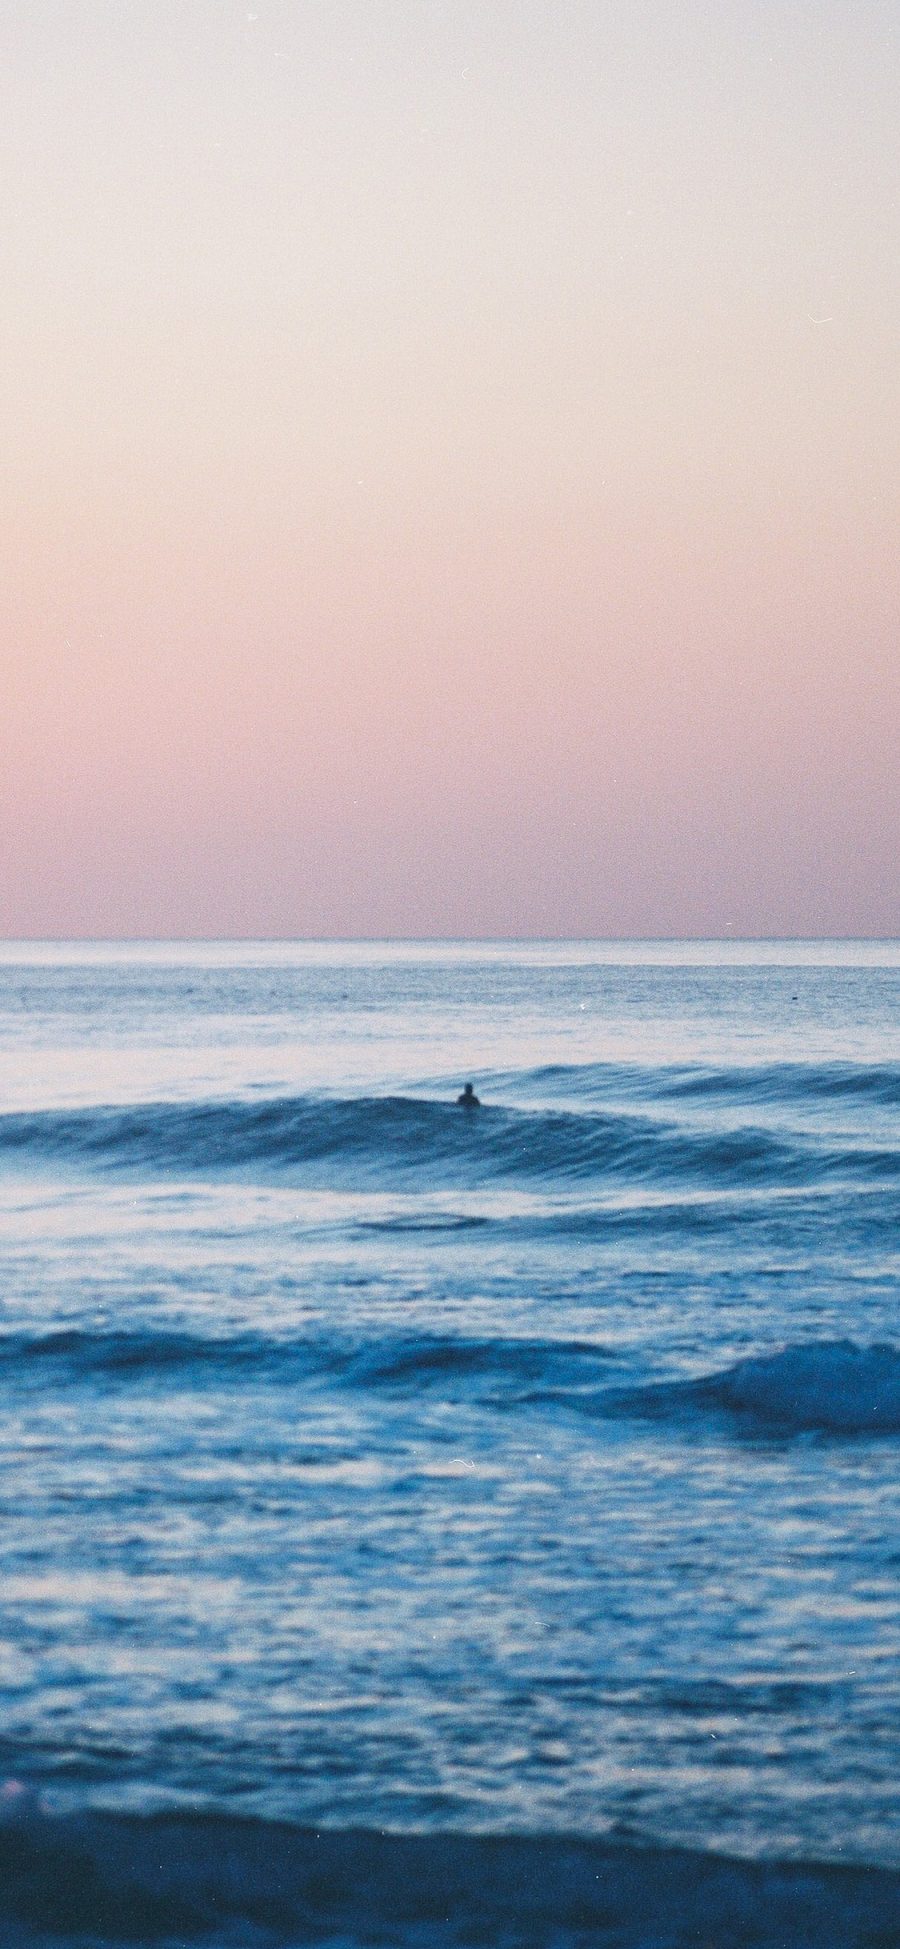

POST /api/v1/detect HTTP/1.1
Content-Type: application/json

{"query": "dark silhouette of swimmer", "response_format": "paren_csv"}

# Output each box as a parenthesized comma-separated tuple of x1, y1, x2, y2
(456, 1082, 480, 1108)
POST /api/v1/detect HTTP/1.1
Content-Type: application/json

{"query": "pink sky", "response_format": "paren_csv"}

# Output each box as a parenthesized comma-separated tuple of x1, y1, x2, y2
(2, 0, 898, 935)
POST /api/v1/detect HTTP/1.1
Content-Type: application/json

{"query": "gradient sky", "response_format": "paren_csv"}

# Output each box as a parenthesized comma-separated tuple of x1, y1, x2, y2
(3, 0, 898, 936)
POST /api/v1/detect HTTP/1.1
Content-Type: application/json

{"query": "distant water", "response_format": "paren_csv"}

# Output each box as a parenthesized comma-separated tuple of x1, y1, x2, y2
(1, 940, 898, 1948)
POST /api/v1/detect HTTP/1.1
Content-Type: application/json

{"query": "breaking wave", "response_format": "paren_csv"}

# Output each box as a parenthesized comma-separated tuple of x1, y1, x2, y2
(602, 1340, 900, 1437)
(8, 1327, 899, 1440)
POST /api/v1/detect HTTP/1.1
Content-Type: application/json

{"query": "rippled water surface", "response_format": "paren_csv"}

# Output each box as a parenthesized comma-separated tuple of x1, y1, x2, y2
(0, 940, 898, 1945)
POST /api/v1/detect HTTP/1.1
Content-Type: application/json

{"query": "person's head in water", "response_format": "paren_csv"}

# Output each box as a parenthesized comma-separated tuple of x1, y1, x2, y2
(457, 1082, 480, 1107)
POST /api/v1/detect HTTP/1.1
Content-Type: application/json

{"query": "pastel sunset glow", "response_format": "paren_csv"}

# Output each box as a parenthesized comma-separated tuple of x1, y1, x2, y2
(3, 0, 898, 936)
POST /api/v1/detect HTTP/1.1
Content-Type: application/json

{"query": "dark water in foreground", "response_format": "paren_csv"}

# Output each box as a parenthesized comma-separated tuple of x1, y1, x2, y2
(0, 940, 897, 1946)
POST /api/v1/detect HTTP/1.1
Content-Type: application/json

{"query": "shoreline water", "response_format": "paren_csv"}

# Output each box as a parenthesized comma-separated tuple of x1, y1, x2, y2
(2, 1802, 899, 1948)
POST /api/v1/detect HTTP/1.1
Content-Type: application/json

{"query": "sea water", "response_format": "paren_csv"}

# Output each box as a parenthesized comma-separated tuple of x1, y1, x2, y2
(0, 939, 897, 1946)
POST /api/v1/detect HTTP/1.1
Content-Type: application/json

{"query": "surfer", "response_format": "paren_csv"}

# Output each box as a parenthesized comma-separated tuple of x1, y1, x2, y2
(456, 1082, 481, 1108)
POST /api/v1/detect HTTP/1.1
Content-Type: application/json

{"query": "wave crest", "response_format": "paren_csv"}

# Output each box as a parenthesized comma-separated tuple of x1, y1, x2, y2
(514, 1059, 900, 1108)
(609, 1340, 900, 1437)
(1, 1093, 895, 1190)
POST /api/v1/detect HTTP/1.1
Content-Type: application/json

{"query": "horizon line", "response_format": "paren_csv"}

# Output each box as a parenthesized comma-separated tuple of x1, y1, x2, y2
(3, 933, 899, 948)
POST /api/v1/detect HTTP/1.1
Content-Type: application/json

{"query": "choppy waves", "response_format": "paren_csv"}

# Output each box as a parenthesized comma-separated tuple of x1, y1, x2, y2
(0, 1799, 897, 1949)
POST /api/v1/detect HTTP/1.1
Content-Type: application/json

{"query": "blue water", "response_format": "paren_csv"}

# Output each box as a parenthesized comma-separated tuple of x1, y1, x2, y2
(1, 939, 898, 1947)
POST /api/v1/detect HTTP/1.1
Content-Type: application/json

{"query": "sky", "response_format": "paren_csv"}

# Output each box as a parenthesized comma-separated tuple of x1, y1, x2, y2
(2, 0, 898, 937)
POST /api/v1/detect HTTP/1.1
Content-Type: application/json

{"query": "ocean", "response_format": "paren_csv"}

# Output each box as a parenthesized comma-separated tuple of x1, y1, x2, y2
(1, 938, 897, 1947)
